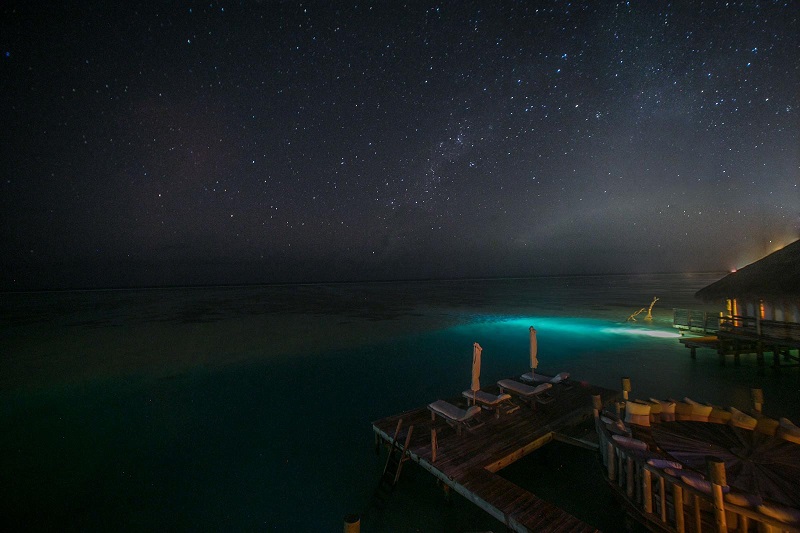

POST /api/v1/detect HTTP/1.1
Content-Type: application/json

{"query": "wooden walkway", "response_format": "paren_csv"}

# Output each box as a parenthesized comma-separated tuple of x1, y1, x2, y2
(372, 376, 619, 532)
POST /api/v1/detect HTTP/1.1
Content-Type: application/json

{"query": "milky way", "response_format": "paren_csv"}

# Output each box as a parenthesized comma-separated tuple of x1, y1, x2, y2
(2, 1, 798, 289)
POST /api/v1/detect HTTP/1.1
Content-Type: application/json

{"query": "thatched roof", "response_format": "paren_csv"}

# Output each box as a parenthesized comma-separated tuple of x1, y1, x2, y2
(696, 239, 800, 301)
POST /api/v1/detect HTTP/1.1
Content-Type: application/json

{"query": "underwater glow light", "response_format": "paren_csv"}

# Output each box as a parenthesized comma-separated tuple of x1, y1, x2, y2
(602, 327, 681, 339)
(456, 316, 681, 339)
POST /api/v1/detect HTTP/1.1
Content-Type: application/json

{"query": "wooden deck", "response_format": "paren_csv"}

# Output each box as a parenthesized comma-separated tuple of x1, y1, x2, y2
(372, 376, 619, 532)
(675, 310, 800, 367)
(679, 333, 800, 367)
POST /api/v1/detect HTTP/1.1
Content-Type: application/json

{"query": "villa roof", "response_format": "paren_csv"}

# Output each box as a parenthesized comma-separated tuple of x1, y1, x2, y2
(696, 239, 800, 301)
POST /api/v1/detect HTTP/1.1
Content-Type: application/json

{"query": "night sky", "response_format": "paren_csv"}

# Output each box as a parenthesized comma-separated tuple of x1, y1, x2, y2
(2, 1, 798, 290)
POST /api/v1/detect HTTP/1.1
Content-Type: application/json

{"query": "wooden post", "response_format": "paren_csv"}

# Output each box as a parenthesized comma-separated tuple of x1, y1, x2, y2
(343, 514, 360, 533)
(751, 388, 764, 413)
(626, 456, 634, 499)
(694, 495, 701, 532)
(659, 476, 667, 523)
(592, 394, 603, 418)
(441, 482, 451, 502)
(607, 442, 616, 481)
(619, 377, 631, 419)
(431, 428, 437, 463)
(738, 514, 749, 532)
(690, 346, 696, 359)
(674, 484, 685, 533)
(707, 456, 727, 532)
(643, 467, 653, 514)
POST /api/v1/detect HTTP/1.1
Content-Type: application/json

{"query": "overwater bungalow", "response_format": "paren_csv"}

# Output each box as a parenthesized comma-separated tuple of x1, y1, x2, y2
(675, 239, 800, 364)
(696, 239, 800, 326)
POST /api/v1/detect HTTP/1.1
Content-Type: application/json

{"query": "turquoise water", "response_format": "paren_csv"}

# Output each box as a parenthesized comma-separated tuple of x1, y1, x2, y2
(2, 274, 799, 531)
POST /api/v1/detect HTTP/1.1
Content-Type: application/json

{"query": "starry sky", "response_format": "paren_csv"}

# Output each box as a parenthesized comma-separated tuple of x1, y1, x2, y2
(2, 1, 798, 289)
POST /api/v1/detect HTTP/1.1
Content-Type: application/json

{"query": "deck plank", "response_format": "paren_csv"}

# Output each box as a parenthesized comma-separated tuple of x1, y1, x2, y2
(372, 376, 618, 532)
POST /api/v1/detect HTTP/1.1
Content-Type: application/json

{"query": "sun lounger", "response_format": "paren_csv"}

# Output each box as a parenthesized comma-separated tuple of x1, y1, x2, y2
(461, 390, 519, 417)
(497, 379, 554, 405)
(428, 400, 483, 435)
(520, 371, 572, 388)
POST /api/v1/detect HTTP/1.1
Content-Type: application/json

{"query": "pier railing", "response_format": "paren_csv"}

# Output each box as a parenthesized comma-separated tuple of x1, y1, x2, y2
(673, 309, 721, 334)
(719, 316, 800, 343)
(674, 310, 800, 344)
(595, 408, 800, 533)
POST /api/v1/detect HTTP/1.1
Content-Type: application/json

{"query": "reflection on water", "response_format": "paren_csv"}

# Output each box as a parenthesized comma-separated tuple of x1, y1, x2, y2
(2, 273, 798, 531)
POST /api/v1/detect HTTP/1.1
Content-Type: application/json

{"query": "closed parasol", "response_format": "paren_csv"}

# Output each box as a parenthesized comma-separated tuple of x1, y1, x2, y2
(470, 342, 482, 404)
(529, 326, 539, 382)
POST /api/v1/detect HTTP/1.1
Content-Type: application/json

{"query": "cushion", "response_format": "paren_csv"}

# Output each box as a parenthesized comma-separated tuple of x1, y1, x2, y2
(651, 398, 676, 422)
(682, 475, 730, 494)
(429, 400, 480, 421)
(674, 401, 694, 421)
(757, 502, 800, 524)
(708, 407, 732, 424)
(624, 401, 651, 427)
(551, 371, 570, 383)
(729, 407, 758, 430)
(462, 390, 512, 406)
(497, 379, 536, 395)
(778, 417, 800, 444)
(683, 398, 713, 422)
(646, 400, 663, 414)
(532, 383, 553, 395)
(724, 491, 763, 508)
(754, 415, 779, 436)
(647, 459, 682, 470)
(612, 434, 648, 450)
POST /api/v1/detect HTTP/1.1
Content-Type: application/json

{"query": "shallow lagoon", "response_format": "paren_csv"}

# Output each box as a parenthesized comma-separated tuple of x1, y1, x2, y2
(3, 274, 799, 531)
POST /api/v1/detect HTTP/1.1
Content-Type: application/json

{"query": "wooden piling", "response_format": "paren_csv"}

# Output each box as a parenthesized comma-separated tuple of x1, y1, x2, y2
(642, 468, 652, 514)
(592, 394, 602, 417)
(674, 484, 685, 533)
(707, 456, 727, 532)
(431, 428, 437, 463)
(343, 514, 360, 533)
(626, 456, 634, 499)
(607, 442, 616, 481)
(751, 388, 764, 413)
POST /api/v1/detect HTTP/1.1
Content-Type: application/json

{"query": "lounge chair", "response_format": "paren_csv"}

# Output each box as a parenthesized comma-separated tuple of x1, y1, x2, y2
(461, 390, 519, 417)
(497, 379, 554, 406)
(520, 371, 571, 388)
(428, 400, 483, 435)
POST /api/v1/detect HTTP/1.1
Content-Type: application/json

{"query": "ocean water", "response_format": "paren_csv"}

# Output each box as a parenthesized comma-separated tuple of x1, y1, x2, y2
(2, 274, 799, 531)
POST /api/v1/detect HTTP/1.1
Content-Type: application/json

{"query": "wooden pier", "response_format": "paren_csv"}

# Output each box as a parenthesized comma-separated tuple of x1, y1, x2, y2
(675, 310, 800, 367)
(371, 376, 619, 532)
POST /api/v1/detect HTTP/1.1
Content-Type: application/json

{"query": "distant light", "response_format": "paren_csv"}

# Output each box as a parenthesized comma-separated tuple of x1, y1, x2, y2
(731, 268, 737, 273)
